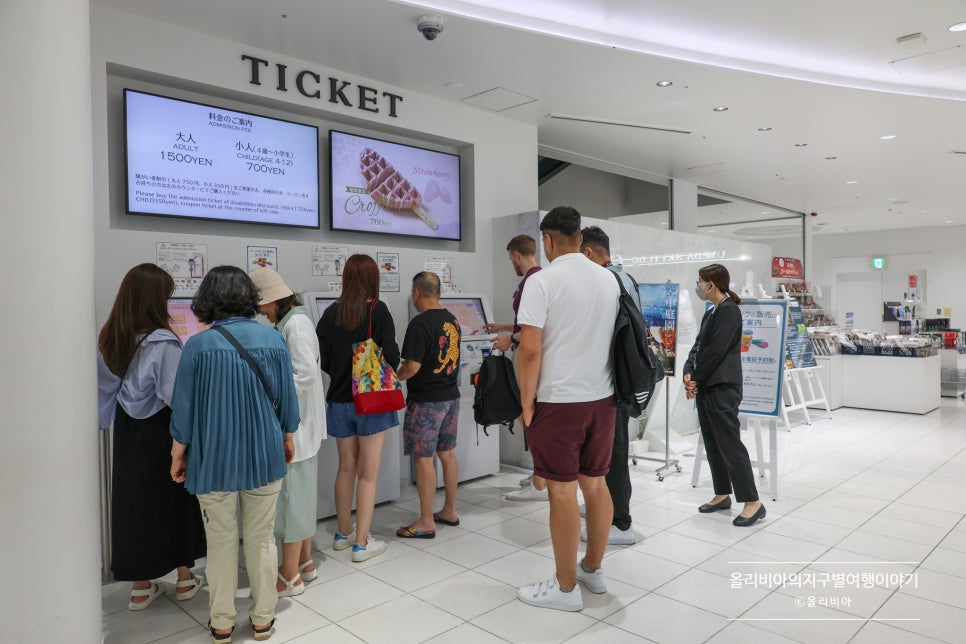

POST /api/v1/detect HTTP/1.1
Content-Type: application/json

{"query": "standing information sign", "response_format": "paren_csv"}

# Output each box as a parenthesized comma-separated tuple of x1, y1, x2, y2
(784, 300, 818, 369)
(738, 299, 789, 417)
(638, 282, 679, 376)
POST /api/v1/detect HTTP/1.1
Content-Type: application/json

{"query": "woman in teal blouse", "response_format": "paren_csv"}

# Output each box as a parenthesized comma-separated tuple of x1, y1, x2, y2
(169, 266, 300, 643)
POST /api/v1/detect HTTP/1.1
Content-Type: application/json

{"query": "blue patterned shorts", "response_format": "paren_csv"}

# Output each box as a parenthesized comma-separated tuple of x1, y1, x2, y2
(403, 399, 460, 457)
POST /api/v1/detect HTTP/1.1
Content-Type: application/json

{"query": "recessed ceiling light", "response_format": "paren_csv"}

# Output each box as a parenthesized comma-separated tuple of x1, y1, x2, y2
(825, 156, 838, 160)
(887, 197, 900, 201)
(444, 81, 463, 90)
(660, 221, 668, 225)
(846, 180, 859, 184)
(757, 127, 772, 132)
(713, 106, 729, 112)
(761, 211, 771, 215)
(949, 22, 966, 32)
(706, 229, 716, 233)
(921, 210, 928, 213)
(656, 80, 673, 87)
(794, 143, 808, 147)
(879, 134, 897, 140)
(946, 220, 955, 223)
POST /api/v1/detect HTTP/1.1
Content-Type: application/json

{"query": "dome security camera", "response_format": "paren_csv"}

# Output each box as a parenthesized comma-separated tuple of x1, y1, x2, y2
(417, 14, 445, 41)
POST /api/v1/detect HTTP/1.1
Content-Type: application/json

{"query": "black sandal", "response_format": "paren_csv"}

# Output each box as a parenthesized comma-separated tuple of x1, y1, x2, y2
(207, 621, 234, 644)
(252, 617, 276, 641)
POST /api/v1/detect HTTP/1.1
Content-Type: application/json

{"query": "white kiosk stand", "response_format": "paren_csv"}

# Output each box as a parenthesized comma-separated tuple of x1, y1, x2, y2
(303, 292, 401, 519)
(407, 293, 502, 485)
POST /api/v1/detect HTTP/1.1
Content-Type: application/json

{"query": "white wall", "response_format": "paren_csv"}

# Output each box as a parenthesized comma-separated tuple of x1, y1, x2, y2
(91, 6, 537, 332)
(811, 227, 966, 329)
(1, 1, 101, 641)
(90, 7, 537, 514)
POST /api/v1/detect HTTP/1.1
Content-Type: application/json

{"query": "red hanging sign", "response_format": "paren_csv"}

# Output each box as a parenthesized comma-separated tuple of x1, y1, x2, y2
(771, 257, 804, 279)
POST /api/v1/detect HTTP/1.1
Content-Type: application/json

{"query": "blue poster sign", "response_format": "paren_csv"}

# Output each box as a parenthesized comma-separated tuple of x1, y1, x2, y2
(638, 283, 679, 377)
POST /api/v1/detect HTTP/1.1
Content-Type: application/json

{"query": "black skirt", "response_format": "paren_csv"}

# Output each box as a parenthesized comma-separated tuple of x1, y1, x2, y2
(111, 404, 206, 581)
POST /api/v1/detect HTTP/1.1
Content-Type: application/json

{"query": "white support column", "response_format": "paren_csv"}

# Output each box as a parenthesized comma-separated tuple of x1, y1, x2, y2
(670, 179, 699, 234)
(0, 1, 100, 641)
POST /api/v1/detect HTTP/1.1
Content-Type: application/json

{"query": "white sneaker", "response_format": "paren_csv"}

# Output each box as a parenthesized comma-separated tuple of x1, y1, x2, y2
(518, 576, 583, 611)
(333, 526, 356, 551)
(351, 536, 387, 562)
(506, 486, 549, 502)
(576, 563, 607, 594)
(578, 503, 586, 517)
(580, 524, 637, 545)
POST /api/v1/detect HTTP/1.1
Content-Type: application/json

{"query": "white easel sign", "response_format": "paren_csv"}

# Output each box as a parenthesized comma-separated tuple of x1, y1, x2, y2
(737, 299, 788, 417)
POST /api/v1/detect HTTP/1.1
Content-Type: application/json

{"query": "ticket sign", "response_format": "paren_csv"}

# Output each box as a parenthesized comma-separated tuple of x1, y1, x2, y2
(738, 299, 788, 417)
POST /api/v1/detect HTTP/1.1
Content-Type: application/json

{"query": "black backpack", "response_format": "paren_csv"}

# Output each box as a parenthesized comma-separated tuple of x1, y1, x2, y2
(611, 272, 664, 417)
(472, 353, 522, 435)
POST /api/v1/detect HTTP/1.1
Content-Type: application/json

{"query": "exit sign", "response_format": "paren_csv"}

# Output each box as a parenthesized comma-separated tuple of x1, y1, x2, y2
(871, 257, 886, 269)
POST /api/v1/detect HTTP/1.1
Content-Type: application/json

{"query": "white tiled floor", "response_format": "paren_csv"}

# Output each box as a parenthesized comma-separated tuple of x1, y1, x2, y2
(103, 400, 966, 643)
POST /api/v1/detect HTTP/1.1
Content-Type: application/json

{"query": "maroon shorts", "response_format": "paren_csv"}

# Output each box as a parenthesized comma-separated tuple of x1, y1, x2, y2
(525, 396, 617, 482)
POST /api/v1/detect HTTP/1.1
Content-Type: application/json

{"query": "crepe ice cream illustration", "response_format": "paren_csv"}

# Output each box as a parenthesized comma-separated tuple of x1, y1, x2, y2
(359, 148, 438, 230)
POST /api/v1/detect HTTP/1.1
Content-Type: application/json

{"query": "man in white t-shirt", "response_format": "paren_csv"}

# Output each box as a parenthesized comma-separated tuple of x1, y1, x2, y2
(515, 206, 620, 612)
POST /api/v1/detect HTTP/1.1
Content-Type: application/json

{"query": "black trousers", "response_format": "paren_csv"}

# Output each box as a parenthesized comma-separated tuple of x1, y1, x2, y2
(696, 383, 759, 503)
(605, 403, 632, 530)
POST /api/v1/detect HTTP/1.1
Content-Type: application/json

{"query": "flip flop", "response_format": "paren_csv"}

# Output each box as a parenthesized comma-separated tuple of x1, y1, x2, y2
(433, 512, 460, 527)
(396, 525, 436, 539)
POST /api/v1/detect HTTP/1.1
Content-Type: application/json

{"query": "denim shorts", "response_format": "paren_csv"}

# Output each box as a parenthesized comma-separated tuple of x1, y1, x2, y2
(326, 402, 399, 438)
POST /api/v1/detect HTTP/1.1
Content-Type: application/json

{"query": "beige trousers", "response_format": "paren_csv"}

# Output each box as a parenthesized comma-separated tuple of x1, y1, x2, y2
(198, 479, 282, 630)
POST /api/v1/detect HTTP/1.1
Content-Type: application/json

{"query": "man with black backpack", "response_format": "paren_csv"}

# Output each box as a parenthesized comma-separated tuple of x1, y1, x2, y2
(515, 207, 620, 612)
(580, 226, 641, 546)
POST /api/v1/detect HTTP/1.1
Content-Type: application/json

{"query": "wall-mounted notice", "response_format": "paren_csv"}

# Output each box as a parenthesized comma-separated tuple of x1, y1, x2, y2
(157, 242, 208, 296)
(125, 90, 319, 227)
(327, 281, 342, 294)
(785, 299, 817, 369)
(639, 283, 679, 376)
(738, 299, 788, 417)
(312, 244, 349, 277)
(424, 256, 453, 284)
(247, 245, 277, 273)
(377, 252, 400, 293)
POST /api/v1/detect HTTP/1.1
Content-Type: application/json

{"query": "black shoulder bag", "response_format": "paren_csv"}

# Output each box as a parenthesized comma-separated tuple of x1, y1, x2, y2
(213, 325, 281, 419)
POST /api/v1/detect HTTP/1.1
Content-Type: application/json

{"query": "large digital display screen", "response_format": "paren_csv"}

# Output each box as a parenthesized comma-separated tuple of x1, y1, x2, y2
(329, 130, 460, 240)
(125, 89, 320, 227)
(440, 297, 489, 336)
(168, 298, 209, 344)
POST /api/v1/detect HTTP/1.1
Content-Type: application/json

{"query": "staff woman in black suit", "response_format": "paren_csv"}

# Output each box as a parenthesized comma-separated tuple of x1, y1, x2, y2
(683, 264, 765, 527)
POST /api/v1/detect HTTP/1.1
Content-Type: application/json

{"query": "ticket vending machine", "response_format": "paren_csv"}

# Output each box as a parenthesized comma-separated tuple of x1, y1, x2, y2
(302, 292, 401, 519)
(407, 293, 501, 484)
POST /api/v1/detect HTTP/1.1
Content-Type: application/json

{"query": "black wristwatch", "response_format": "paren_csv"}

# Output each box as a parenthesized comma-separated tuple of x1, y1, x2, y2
(511, 336, 520, 349)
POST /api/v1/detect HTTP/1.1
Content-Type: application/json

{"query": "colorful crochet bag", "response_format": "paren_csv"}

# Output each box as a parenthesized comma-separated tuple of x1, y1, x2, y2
(351, 300, 405, 414)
